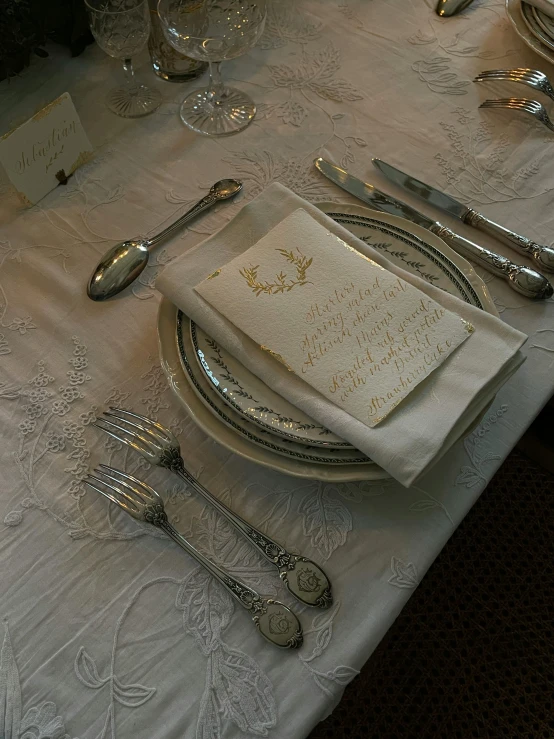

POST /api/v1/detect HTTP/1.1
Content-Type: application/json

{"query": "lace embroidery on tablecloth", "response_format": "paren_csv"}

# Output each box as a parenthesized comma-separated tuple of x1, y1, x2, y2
(1, 619, 77, 739)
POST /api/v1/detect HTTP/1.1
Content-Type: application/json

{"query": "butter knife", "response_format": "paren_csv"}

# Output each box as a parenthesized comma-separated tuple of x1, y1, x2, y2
(373, 158, 554, 273)
(436, 0, 475, 16)
(314, 157, 553, 300)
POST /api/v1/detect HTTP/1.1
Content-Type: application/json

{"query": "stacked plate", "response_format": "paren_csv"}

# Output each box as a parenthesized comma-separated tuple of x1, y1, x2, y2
(158, 203, 496, 482)
(507, 0, 554, 64)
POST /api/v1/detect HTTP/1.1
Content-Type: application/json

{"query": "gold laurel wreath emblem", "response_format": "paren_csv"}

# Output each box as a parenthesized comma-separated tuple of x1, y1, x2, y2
(239, 248, 313, 296)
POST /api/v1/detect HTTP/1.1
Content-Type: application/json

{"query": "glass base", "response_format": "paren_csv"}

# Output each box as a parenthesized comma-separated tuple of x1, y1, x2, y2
(179, 86, 256, 136)
(151, 60, 208, 83)
(106, 84, 162, 118)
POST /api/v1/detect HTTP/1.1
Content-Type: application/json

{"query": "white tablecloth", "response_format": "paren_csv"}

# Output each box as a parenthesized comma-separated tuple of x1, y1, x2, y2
(1, 2, 553, 737)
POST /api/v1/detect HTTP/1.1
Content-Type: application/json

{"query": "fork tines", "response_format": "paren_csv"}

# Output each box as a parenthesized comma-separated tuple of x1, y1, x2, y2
(474, 68, 546, 82)
(85, 464, 157, 517)
(94, 407, 168, 456)
(479, 98, 541, 108)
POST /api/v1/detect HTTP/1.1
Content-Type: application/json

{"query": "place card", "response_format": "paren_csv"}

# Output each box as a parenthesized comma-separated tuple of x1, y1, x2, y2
(195, 209, 473, 427)
(0, 93, 93, 206)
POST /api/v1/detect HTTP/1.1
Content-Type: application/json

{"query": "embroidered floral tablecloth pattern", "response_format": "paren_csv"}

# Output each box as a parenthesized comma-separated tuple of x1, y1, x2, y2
(1, 1, 553, 737)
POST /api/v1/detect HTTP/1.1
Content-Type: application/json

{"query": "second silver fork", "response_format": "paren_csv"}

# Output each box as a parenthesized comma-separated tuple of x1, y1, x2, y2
(479, 98, 554, 133)
(95, 407, 333, 609)
(474, 68, 554, 101)
(85, 465, 303, 649)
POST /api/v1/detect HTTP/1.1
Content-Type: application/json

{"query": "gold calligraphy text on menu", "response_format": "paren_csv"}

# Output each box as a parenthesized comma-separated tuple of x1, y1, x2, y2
(196, 209, 473, 427)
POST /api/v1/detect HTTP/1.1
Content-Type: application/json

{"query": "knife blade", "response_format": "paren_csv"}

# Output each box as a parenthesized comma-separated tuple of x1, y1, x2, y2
(372, 158, 554, 273)
(313, 157, 552, 300)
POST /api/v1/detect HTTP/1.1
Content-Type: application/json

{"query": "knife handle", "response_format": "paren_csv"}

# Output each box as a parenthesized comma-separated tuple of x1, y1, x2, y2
(430, 222, 553, 300)
(463, 208, 554, 274)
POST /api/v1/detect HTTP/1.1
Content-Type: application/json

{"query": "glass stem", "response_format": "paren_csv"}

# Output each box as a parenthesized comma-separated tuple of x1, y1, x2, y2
(122, 58, 135, 86)
(208, 61, 224, 102)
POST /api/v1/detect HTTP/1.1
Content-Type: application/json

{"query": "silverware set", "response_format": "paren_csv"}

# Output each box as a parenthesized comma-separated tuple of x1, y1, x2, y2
(314, 158, 553, 300)
(475, 67, 554, 133)
(86, 407, 334, 649)
(371, 159, 554, 274)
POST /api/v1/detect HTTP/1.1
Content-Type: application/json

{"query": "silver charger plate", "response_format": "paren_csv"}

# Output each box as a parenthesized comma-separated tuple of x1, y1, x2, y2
(188, 202, 495, 449)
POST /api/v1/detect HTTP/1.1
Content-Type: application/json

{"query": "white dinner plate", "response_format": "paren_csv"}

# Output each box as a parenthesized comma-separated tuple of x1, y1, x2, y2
(188, 203, 496, 452)
(158, 203, 496, 482)
(521, 2, 554, 52)
(506, 0, 554, 64)
(531, 4, 554, 41)
(317, 203, 496, 313)
(158, 298, 388, 481)
(191, 320, 350, 448)
(178, 313, 371, 465)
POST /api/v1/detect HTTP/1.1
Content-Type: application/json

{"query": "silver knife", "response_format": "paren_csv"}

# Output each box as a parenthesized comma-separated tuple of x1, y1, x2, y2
(373, 158, 554, 273)
(314, 157, 553, 300)
(436, 0, 475, 17)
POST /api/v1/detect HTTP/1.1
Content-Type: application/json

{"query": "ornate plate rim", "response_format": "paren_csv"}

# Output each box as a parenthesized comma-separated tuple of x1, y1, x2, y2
(506, 0, 554, 64)
(178, 311, 372, 465)
(316, 202, 497, 314)
(187, 202, 496, 450)
(190, 320, 352, 448)
(157, 298, 389, 482)
(521, 2, 554, 52)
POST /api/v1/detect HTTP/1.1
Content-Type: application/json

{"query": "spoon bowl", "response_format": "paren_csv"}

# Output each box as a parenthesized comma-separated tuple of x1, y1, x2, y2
(88, 239, 150, 301)
(87, 179, 242, 302)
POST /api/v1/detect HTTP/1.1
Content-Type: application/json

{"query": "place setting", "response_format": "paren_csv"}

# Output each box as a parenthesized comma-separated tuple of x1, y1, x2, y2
(77, 141, 548, 653)
(3, 0, 554, 734)
(84, 155, 552, 486)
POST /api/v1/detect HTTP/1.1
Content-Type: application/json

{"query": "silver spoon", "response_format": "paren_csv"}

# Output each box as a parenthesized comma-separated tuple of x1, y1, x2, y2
(87, 179, 243, 301)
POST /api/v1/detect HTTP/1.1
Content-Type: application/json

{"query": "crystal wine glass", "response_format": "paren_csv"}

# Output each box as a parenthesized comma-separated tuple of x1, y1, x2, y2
(157, 0, 266, 136)
(86, 0, 162, 118)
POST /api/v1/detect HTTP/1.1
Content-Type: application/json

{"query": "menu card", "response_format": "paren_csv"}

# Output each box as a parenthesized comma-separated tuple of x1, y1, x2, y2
(195, 209, 473, 426)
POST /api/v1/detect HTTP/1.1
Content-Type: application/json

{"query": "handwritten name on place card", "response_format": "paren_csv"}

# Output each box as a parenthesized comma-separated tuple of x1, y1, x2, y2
(0, 93, 93, 206)
(196, 209, 473, 427)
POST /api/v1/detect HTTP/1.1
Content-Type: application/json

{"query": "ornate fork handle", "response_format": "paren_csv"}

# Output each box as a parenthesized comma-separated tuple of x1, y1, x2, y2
(144, 502, 303, 649)
(540, 79, 554, 102)
(159, 449, 332, 608)
(430, 222, 553, 300)
(463, 208, 554, 273)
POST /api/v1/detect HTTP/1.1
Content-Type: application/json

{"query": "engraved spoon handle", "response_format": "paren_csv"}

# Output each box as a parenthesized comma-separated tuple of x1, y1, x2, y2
(157, 518, 303, 648)
(463, 208, 554, 273)
(430, 222, 553, 300)
(176, 467, 332, 608)
(147, 193, 218, 249)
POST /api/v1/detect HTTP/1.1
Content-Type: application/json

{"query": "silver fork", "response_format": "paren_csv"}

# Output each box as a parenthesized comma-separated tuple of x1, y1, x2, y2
(85, 465, 303, 649)
(479, 98, 554, 132)
(94, 407, 332, 609)
(474, 68, 554, 101)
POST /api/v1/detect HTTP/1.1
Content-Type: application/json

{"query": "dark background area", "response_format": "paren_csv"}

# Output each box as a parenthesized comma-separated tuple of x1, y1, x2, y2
(1, 0, 92, 82)
(309, 400, 554, 739)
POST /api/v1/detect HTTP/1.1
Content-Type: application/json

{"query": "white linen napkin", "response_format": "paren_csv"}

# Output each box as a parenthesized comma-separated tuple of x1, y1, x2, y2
(525, 0, 554, 19)
(156, 183, 526, 487)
